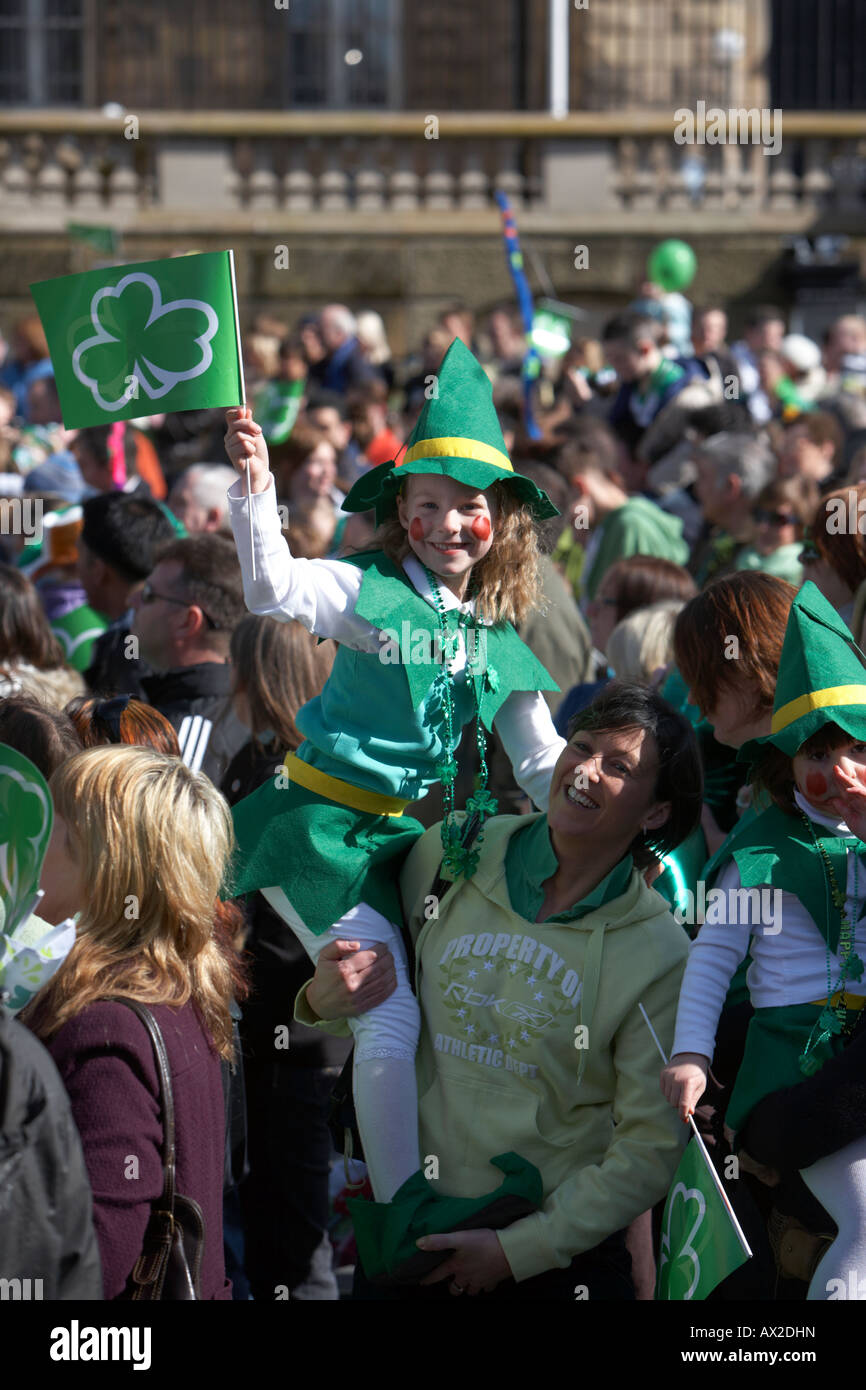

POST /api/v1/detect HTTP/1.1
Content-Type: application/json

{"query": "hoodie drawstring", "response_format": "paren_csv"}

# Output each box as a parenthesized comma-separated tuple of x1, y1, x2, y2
(576, 917, 607, 1085)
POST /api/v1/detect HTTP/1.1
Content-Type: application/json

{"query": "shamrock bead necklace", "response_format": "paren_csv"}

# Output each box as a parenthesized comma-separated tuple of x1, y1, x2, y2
(424, 565, 498, 881)
(798, 811, 866, 1076)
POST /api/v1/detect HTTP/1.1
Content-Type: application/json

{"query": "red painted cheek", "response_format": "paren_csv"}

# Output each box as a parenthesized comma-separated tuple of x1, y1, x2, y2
(471, 515, 492, 541)
(409, 517, 426, 541)
(806, 771, 828, 799)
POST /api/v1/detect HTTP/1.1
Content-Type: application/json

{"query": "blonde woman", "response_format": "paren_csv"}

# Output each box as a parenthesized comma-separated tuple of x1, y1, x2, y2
(22, 746, 244, 1299)
(606, 600, 684, 686)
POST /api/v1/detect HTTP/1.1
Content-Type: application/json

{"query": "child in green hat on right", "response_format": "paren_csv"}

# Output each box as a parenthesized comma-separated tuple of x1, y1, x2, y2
(662, 581, 866, 1299)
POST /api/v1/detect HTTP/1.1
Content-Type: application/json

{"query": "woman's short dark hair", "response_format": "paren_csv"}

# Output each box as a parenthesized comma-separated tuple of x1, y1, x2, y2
(673, 573, 797, 721)
(567, 680, 703, 869)
(0, 695, 82, 778)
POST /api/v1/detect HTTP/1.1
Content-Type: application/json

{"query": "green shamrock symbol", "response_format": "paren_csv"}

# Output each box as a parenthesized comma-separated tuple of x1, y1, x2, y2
(0, 762, 52, 917)
(72, 272, 219, 411)
(658, 1181, 706, 1300)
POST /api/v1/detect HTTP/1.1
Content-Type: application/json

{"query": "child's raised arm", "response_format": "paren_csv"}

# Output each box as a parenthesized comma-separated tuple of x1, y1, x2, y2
(225, 407, 270, 492)
(224, 409, 383, 650)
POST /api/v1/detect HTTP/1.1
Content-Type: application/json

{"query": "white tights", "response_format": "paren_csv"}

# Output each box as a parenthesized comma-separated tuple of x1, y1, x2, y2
(801, 1137, 866, 1300)
(260, 888, 421, 1203)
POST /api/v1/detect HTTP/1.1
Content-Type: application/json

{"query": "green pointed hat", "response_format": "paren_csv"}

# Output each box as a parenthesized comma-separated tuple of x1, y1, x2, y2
(341, 338, 558, 524)
(756, 580, 866, 757)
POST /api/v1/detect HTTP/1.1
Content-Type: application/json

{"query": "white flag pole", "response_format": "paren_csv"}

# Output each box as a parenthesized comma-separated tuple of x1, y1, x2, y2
(639, 1002, 753, 1260)
(227, 249, 255, 582)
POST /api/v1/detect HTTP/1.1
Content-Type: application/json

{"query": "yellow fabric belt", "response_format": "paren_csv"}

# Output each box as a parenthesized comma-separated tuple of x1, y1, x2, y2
(809, 991, 866, 1011)
(283, 753, 412, 817)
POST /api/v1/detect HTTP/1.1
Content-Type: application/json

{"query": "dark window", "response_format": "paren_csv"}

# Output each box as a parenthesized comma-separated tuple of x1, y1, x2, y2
(770, 0, 866, 109)
(286, 0, 399, 109)
(0, 0, 84, 105)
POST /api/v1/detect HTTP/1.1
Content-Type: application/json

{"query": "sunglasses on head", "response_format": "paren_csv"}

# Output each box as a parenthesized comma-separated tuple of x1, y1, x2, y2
(799, 542, 820, 564)
(139, 581, 221, 630)
(93, 694, 132, 743)
(755, 508, 799, 528)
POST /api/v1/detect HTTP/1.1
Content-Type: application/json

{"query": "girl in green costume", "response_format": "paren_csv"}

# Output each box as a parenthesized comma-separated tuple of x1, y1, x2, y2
(224, 339, 566, 1275)
(663, 581, 866, 1298)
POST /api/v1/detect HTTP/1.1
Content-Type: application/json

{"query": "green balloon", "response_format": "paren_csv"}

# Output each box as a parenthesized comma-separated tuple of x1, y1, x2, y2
(647, 239, 697, 293)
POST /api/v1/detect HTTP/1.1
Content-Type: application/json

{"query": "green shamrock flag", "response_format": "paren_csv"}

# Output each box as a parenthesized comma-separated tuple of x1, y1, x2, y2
(0, 743, 78, 1014)
(30, 250, 245, 428)
(0, 743, 53, 931)
(655, 1138, 751, 1300)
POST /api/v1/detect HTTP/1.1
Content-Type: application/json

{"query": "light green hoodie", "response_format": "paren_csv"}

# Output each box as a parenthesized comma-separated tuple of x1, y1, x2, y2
(402, 813, 688, 1283)
(582, 495, 689, 600)
(298, 811, 689, 1284)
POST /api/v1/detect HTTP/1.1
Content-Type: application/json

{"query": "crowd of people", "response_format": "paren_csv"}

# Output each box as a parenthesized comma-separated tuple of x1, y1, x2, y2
(3, 286, 866, 1304)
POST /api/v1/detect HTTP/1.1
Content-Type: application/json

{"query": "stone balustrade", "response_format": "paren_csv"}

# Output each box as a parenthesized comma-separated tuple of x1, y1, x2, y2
(0, 111, 863, 227)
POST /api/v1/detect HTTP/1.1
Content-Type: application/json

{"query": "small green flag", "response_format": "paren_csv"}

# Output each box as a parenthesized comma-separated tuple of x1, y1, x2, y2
(30, 250, 245, 429)
(655, 1138, 751, 1300)
(0, 743, 79, 1014)
(253, 377, 304, 445)
(51, 603, 109, 673)
(67, 222, 119, 255)
(0, 744, 53, 933)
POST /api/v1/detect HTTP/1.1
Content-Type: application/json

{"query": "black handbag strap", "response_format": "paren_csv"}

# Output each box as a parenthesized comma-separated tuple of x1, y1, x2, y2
(107, 998, 176, 1213)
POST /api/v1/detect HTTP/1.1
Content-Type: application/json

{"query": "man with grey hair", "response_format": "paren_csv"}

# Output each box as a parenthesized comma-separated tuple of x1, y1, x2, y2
(309, 303, 377, 396)
(168, 463, 238, 534)
(691, 431, 776, 586)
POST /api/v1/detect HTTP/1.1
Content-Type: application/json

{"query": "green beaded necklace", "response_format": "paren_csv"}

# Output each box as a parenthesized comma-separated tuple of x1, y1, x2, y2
(424, 565, 498, 881)
(798, 810, 866, 1076)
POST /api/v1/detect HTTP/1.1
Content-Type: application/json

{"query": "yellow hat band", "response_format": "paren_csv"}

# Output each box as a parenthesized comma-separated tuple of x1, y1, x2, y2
(398, 436, 513, 474)
(771, 684, 866, 734)
(282, 753, 412, 816)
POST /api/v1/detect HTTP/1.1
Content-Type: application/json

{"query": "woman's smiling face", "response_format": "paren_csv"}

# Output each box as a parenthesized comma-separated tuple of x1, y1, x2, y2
(547, 724, 671, 847)
(396, 473, 495, 595)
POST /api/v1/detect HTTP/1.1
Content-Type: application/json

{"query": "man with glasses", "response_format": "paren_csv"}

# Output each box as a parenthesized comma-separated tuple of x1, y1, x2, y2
(131, 535, 248, 784)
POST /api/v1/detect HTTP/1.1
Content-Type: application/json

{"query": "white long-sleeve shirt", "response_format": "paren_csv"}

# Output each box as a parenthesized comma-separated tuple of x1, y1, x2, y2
(227, 476, 567, 810)
(672, 789, 866, 1060)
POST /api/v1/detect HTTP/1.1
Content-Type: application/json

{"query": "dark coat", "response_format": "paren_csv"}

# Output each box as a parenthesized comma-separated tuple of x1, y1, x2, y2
(0, 1006, 103, 1299)
(85, 621, 153, 700)
(47, 999, 231, 1300)
(222, 737, 352, 1070)
(142, 662, 248, 785)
